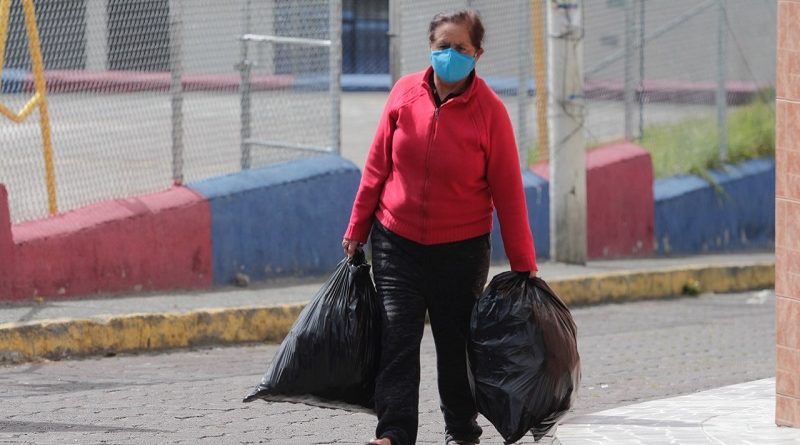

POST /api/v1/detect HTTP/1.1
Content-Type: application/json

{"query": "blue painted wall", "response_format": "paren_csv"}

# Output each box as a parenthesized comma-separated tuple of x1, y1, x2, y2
(654, 158, 775, 255)
(490, 170, 550, 263)
(189, 155, 361, 285)
(186, 150, 771, 285)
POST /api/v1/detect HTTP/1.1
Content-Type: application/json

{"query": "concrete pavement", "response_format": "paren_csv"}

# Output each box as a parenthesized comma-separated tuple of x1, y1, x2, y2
(0, 288, 778, 444)
(559, 379, 799, 444)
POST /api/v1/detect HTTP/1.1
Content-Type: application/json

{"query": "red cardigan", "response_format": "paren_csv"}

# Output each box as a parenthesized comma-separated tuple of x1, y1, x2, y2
(345, 67, 538, 272)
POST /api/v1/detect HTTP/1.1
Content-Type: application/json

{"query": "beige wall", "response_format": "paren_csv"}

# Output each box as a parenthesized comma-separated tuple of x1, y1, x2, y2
(776, 0, 800, 429)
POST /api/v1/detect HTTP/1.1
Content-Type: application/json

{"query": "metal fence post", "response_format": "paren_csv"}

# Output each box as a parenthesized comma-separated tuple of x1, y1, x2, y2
(532, 0, 548, 162)
(240, 54, 252, 170)
(85, 0, 108, 71)
(240, 0, 252, 170)
(169, 0, 184, 184)
(388, 0, 402, 86)
(638, 0, 645, 139)
(717, 0, 728, 162)
(624, 0, 635, 141)
(517, 0, 529, 169)
(330, 0, 342, 155)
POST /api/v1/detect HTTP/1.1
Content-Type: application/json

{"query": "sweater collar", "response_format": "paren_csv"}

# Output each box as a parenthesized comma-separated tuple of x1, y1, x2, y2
(421, 65, 479, 105)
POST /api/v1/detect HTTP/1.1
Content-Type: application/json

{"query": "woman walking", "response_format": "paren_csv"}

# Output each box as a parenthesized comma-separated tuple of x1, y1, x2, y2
(342, 9, 538, 445)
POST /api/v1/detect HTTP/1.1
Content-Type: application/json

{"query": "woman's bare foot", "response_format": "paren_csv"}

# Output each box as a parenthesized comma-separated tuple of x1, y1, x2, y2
(368, 438, 391, 445)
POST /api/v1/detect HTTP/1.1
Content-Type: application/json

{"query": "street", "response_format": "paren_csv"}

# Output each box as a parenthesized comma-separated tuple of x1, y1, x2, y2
(0, 290, 775, 444)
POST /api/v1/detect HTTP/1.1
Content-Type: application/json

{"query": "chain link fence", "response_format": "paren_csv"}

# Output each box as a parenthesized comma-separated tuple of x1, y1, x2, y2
(1, 0, 776, 223)
(396, 0, 775, 169)
(397, 0, 536, 164)
(1, 0, 339, 223)
(583, 0, 776, 177)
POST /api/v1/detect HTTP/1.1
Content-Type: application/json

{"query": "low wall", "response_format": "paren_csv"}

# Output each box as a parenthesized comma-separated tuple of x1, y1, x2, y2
(0, 186, 14, 298)
(0, 155, 361, 301)
(0, 151, 775, 301)
(7, 187, 211, 300)
(585, 143, 655, 258)
(188, 154, 361, 286)
(531, 142, 655, 259)
(654, 158, 775, 255)
(490, 171, 550, 263)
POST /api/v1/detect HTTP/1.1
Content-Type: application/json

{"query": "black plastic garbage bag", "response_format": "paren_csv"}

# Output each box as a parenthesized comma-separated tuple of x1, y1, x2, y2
(469, 272, 580, 444)
(243, 251, 381, 412)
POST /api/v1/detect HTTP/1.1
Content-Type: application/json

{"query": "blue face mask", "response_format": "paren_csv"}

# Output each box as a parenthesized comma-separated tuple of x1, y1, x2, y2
(430, 48, 476, 83)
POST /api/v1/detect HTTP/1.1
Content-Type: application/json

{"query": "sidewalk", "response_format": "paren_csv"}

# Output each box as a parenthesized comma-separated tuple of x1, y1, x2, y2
(558, 379, 799, 444)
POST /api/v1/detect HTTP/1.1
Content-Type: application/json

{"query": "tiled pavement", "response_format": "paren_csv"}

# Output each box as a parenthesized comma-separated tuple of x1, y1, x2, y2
(558, 379, 799, 444)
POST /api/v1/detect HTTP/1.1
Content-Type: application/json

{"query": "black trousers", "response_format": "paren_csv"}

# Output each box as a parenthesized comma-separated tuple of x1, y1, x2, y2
(370, 221, 490, 445)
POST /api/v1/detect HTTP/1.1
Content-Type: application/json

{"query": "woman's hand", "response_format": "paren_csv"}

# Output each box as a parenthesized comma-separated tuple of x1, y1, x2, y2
(529, 270, 537, 279)
(342, 239, 362, 257)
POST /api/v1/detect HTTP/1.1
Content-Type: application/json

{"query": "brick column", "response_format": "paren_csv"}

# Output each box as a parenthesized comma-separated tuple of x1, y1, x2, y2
(777, 0, 800, 428)
(0, 185, 13, 299)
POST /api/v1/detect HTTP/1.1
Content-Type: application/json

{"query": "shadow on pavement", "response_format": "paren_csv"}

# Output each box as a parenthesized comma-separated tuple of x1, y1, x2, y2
(563, 414, 699, 428)
(0, 419, 169, 433)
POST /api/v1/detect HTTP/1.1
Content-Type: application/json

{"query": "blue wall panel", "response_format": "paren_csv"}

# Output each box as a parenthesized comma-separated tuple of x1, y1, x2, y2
(490, 170, 550, 265)
(189, 155, 361, 285)
(654, 158, 774, 255)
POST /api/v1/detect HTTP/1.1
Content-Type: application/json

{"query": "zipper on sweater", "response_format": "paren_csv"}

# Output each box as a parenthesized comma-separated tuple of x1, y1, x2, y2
(420, 106, 440, 244)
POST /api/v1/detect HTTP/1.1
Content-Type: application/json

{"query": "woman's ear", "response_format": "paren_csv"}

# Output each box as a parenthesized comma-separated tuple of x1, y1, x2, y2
(475, 48, 485, 61)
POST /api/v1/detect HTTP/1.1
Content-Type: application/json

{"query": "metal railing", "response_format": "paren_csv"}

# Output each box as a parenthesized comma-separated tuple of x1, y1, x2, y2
(237, 0, 342, 170)
(0, 0, 57, 214)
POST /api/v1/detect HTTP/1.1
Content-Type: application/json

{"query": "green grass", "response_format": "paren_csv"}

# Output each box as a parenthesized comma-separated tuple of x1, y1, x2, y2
(639, 93, 775, 179)
(526, 91, 775, 180)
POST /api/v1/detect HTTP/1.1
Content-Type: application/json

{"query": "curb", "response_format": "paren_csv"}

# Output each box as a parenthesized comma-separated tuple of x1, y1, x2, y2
(0, 262, 774, 364)
(0, 305, 304, 364)
(550, 262, 775, 306)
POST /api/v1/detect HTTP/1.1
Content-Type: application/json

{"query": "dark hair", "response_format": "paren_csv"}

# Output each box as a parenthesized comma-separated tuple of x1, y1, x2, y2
(428, 9, 485, 50)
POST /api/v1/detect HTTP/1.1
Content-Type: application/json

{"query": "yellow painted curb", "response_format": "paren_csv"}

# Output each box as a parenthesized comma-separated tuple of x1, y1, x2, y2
(550, 262, 774, 306)
(0, 304, 304, 363)
(0, 262, 774, 363)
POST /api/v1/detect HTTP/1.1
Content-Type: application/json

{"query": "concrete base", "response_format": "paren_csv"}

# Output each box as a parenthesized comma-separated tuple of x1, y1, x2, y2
(188, 154, 361, 286)
(490, 170, 550, 262)
(654, 158, 775, 255)
(532, 142, 655, 259)
(0, 186, 13, 299)
(8, 187, 211, 300)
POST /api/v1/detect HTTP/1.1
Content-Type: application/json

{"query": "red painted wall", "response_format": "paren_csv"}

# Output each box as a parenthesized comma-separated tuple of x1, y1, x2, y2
(0, 185, 13, 299)
(6, 187, 212, 300)
(532, 142, 655, 259)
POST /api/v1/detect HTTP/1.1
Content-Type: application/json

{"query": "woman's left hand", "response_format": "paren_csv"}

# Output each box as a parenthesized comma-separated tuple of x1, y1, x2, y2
(529, 270, 537, 279)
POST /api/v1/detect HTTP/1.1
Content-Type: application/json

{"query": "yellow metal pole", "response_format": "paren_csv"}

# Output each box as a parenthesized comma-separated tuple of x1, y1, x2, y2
(0, 93, 41, 122)
(0, 0, 10, 77)
(532, 0, 549, 162)
(22, 0, 58, 215)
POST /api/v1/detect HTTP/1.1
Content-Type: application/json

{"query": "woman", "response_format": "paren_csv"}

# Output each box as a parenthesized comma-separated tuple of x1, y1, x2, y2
(342, 9, 538, 445)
